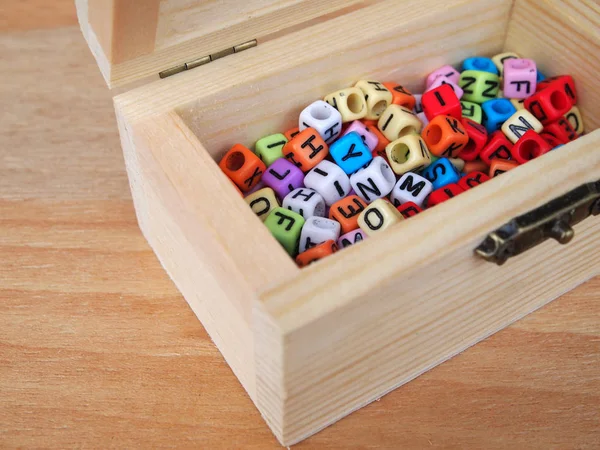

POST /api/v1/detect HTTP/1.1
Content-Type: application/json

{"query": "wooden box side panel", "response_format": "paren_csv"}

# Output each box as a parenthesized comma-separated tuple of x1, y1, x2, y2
(504, 0, 600, 130)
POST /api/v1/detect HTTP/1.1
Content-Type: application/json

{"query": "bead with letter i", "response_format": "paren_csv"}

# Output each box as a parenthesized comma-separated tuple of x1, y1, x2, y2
(378, 104, 423, 141)
(422, 115, 469, 158)
(303, 160, 351, 206)
(296, 240, 338, 268)
(502, 58, 537, 99)
(426, 75, 464, 100)
(422, 83, 462, 120)
(299, 100, 342, 144)
(358, 199, 404, 236)
(425, 65, 461, 88)
(264, 207, 305, 256)
(219, 143, 267, 193)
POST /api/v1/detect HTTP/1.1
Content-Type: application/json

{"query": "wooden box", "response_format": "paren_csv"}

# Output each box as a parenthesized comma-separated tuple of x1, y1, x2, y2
(76, 0, 600, 445)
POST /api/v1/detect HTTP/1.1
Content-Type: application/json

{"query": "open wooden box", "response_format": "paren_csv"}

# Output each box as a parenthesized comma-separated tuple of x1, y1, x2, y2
(76, 0, 600, 445)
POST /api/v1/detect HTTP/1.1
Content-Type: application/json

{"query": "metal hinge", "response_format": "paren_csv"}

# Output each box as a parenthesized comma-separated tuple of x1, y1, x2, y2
(159, 39, 257, 79)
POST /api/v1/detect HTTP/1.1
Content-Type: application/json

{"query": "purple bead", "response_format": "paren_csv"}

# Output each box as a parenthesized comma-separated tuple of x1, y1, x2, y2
(337, 229, 367, 249)
(245, 180, 266, 195)
(261, 158, 304, 200)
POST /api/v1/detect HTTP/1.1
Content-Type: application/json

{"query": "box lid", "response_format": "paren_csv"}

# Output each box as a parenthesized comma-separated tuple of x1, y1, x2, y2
(76, 0, 372, 89)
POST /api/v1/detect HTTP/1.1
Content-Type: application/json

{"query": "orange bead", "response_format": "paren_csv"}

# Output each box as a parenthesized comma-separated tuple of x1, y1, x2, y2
(284, 127, 300, 141)
(362, 120, 390, 159)
(463, 159, 489, 174)
(422, 115, 469, 158)
(219, 144, 267, 193)
(296, 240, 338, 268)
(489, 159, 519, 177)
(329, 195, 368, 234)
(282, 127, 329, 172)
(383, 82, 416, 110)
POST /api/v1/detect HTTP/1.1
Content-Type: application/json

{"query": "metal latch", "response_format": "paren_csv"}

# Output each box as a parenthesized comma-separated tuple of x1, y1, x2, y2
(475, 180, 600, 265)
(159, 39, 257, 79)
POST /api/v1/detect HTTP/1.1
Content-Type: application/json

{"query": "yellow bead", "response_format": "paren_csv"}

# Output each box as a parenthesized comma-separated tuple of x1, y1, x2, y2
(501, 109, 543, 144)
(377, 104, 423, 141)
(355, 80, 393, 120)
(448, 157, 465, 172)
(358, 199, 403, 236)
(565, 106, 584, 134)
(385, 134, 432, 175)
(324, 87, 367, 123)
(509, 97, 525, 111)
(244, 187, 279, 222)
(491, 52, 520, 76)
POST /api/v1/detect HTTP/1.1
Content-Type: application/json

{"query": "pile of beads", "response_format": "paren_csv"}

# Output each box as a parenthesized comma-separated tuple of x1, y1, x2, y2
(218, 52, 584, 267)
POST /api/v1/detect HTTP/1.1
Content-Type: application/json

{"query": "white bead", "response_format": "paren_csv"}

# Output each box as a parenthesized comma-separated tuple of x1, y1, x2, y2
(350, 156, 396, 203)
(389, 172, 433, 208)
(282, 188, 326, 219)
(299, 100, 343, 145)
(304, 160, 351, 206)
(299, 216, 341, 253)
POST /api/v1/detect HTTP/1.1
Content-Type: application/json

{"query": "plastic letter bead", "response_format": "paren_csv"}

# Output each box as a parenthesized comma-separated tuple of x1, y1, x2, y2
(463, 160, 489, 174)
(503, 58, 537, 99)
(358, 199, 403, 236)
(385, 134, 432, 175)
(524, 80, 573, 125)
(537, 75, 577, 104)
(363, 122, 390, 159)
(337, 229, 366, 249)
(422, 115, 469, 158)
(427, 183, 464, 207)
(491, 52, 519, 76)
(383, 82, 416, 109)
(378, 104, 423, 141)
(510, 130, 552, 164)
(298, 216, 341, 253)
(324, 87, 367, 123)
(350, 156, 396, 203)
(461, 101, 483, 123)
(462, 57, 498, 75)
(565, 106, 584, 135)
(261, 158, 304, 200)
(283, 127, 329, 172)
(296, 240, 338, 268)
(448, 157, 465, 172)
(421, 157, 461, 190)
(299, 100, 343, 145)
(304, 160, 351, 206)
(244, 187, 279, 222)
(458, 70, 500, 104)
(539, 130, 563, 148)
(481, 98, 517, 134)
(425, 65, 461, 88)
(284, 127, 300, 141)
(510, 98, 526, 111)
(542, 117, 577, 145)
(501, 109, 543, 143)
(396, 201, 423, 219)
(489, 159, 519, 177)
(355, 80, 393, 120)
(422, 84, 462, 120)
(330, 131, 372, 174)
(426, 75, 464, 100)
(457, 171, 490, 190)
(255, 133, 288, 166)
(282, 187, 326, 219)
(480, 130, 513, 164)
(341, 121, 378, 151)
(264, 207, 305, 256)
(219, 144, 267, 193)
(329, 195, 368, 234)
(389, 172, 433, 208)
(458, 118, 488, 161)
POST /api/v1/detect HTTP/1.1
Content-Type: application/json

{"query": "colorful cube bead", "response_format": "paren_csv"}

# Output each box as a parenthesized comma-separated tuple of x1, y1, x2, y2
(565, 106, 584, 134)
(536, 75, 577, 104)
(524, 79, 574, 125)
(396, 201, 423, 219)
(282, 187, 326, 219)
(283, 127, 329, 172)
(389, 172, 433, 208)
(460, 101, 483, 123)
(324, 87, 368, 123)
(358, 199, 403, 236)
(341, 121, 379, 151)
(425, 65, 461, 88)
(219, 143, 267, 193)
(378, 104, 423, 141)
(329, 195, 368, 234)
(462, 57, 498, 75)
(244, 187, 279, 222)
(385, 134, 432, 175)
(299, 216, 341, 253)
(543, 117, 578, 144)
(296, 240, 338, 268)
(489, 159, 519, 177)
(481, 98, 517, 133)
(355, 80, 393, 120)
(422, 83, 462, 120)
(480, 130, 514, 165)
(303, 160, 351, 206)
(261, 158, 305, 199)
(264, 207, 305, 256)
(421, 157, 461, 190)
(363, 121, 391, 159)
(422, 115, 469, 158)
(255, 133, 287, 166)
(426, 183, 464, 207)
(491, 52, 520, 76)
(463, 159, 489, 174)
(299, 100, 342, 145)
(349, 156, 396, 203)
(383, 82, 416, 110)
(458, 118, 488, 161)
(426, 75, 464, 100)
(501, 109, 543, 143)
(459, 70, 500, 104)
(337, 229, 367, 249)
(510, 130, 552, 164)
(503, 58, 537, 99)
(284, 127, 300, 141)
(330, 131, 373, 174)
(457, 171, 490, 190)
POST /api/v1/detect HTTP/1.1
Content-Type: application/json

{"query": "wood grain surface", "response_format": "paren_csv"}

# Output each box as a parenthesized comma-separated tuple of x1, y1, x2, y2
(0, 2, 599, 448)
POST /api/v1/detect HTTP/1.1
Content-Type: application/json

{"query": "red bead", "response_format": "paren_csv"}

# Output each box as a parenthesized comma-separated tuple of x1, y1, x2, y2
(458, 118, 488, 161)
(457, 171, 490, 190)
(422, 83, 461, 121)
(427, 183, 464, 207)
(510, 130, 552, 164)
(524, 78, 574, 125)
(536, 75, 577, 103)
(542, 116, 578, 145)
(396, 201, 423, 218)
(479, 131, 513, 165)
(539, 131, 562, 148)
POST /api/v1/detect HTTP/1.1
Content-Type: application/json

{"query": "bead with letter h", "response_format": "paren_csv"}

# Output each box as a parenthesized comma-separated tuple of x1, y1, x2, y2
(355, 80, 393, 120)
(282, 188, 326, 219)
(299, 100, 342, 145)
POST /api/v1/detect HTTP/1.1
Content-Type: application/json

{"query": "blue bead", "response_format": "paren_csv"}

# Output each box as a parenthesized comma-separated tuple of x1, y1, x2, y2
(329, 132, 372, 175)
(462, 57, 499, 75)
(421, 158, 461, 190)
(481, 99, 516, 134)
(536, 70, 546, 82)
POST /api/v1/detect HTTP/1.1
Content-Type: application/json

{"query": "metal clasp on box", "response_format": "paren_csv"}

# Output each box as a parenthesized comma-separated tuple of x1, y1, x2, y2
(475, 180, 600, 265)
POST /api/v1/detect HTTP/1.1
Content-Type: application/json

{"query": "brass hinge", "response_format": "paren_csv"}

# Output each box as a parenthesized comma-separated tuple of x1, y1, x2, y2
(159, 39, 257, 79)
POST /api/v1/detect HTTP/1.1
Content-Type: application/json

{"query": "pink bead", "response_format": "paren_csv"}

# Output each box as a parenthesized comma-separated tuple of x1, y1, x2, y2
(425, 65, 460, 88)
(337, 229, 367, 249)
(503, 58, 537, 99)
(341, 120, 378, 151)
(425, 75, 464, 99)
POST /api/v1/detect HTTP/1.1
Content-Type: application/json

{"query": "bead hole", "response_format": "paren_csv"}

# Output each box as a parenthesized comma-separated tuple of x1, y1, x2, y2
(473, 58, 488, 70)
(372, 100, 388, 117)
(427, 124, 443, 145)
(226, 151, 246, 171)
(311, 105, 332, 120)
(313, 218, 338, 230)
(390, 143, 410, 164)
(492, 101, 512, 114)
(550, 90, 569, 111)
(398, 126, 416, 138)
(520, 140, 539, 160)
(347, 93, 364, 113)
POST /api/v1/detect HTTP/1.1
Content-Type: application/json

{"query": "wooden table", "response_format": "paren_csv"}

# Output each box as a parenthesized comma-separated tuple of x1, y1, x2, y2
(1, 2, 598, 448)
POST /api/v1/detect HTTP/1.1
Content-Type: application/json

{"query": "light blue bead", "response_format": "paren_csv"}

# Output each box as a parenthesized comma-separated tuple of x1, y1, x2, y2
(421, 158, 461, 190)
(462, 57, 498, 75)
(329, 132, 372, 175)
(537, 71, 546, 82)
(481, 98, 516, 134)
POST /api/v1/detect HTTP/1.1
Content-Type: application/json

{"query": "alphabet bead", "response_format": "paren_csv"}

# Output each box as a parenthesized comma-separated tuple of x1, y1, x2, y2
(461, 101, 483, 123)
(426, 75, 464, 100)
(363, 121, 391, 158)
(480, 130, 513, 165)
(542, 117, 578, 145)
(330, 131, 373, 174)
(329, 195, 368, 234)
(355, 80, 393, 120)
(509, 97, 526, 111)
(324, 87, 368, 123)
(396, 201, 423, 219)
(350, 156, 396, 203)
(299, 100, 343, 145)
(261, 158, 305, 200)
(341, 121, 379, 151)
(459, 70, 500, 103)
(304, 160, 351, 206)
(299, 216, 341, 253)
(503, 58, 537, 99)
(489, 159, 519, 177)
(457, 171, 490, 190)
(537, 75, 577, 104)
(282, 187, 326, 219)
(501, 109, 543, 143)
(421, 157, 461, 190)
(389, 172, 433, 208)
(422, 83, 462, 120)
(427, 183, 464, 207)
(510, 130, 552, 164)
(383, 82, 416, 109)
(539, 130, 563, 148)
(425, 65, 461, 88)
(422, 115, 469, 158)
(491, 52, 519, 76)
(481, 98, 517, 133)
(283, 127, 329, 172)
(565, 106, 584, 134)
(448, 157, 466, 172)
(463, 159, 489, 174)
(264, 207, 305, 256)
(358, 199, 403, 236)
(462, 57, 498, 75)
(296, 240, 338, 268)
(385, 134, 432, 175)
(458, 118, 488, 161)
(378, 104, 423, 141)
(219, 144, 267, 193)
(255, 133, 287, 166)
(524, 80, 573, 125)
(284, 127, 300, 141)
(245, 187, 279, 222)
(337, 229, 367, 249)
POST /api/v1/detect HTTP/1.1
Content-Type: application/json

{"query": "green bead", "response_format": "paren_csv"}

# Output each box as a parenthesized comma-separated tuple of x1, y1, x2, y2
(255, 133, 287, 166)
(460, 101, 482, 124)
(264, 207, 305, 256)
(430, 155, 439, 164)
(458, 70, 500, 104)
